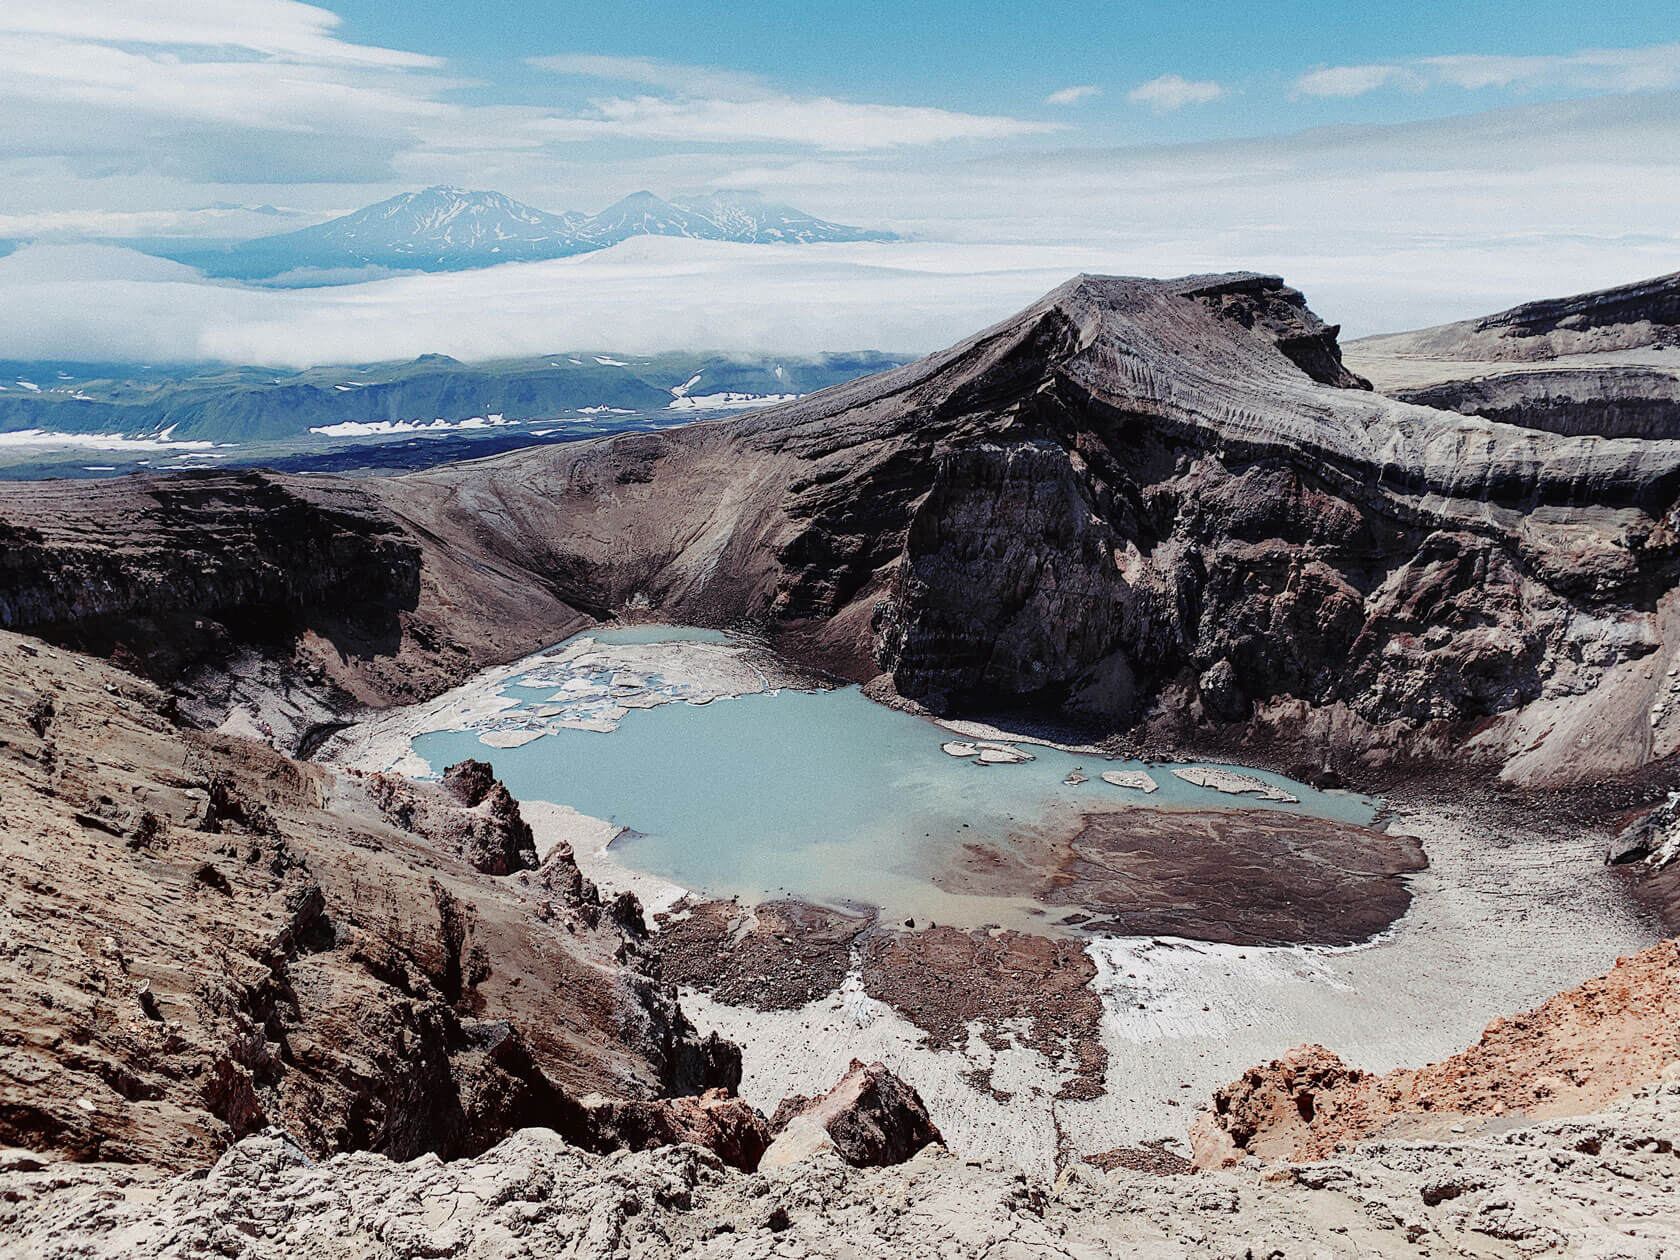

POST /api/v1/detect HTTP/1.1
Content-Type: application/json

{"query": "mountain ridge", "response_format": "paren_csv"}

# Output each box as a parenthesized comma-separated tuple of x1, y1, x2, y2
(5, 269, 1678, 789)
(142, 186, 896, 282)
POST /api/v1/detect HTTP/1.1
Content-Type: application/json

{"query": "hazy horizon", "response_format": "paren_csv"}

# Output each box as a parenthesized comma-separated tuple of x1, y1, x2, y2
(2, 2, 1678, 365)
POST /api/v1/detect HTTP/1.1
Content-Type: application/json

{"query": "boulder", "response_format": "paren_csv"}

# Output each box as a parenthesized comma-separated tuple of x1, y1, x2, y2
(440, 759, 539, 875)
(770, 1059, 942, 1167)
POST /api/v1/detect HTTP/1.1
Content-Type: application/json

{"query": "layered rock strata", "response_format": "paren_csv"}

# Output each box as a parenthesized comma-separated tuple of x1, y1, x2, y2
(0, 630, 735, 1171)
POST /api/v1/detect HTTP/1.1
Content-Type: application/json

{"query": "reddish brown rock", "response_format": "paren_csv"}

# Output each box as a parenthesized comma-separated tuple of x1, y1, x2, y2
(770, 1059, 942, 1167)
(577, 1088, 771, 1172)
(0, 632, 736, 1172)
(1192, 1045, 1366, 1167)
(1193, 938, 1680, 1167)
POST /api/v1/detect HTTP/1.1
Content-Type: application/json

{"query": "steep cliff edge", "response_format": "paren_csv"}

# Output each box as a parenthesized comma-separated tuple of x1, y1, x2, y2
(5, 272, 1680, 785)
(0, 631, 737, 1170)
(1352, 270, 1680, 365)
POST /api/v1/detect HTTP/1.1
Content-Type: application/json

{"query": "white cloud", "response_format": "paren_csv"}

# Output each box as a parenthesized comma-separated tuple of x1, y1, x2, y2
(532, 95, 1064, 150)
(1045, 85, 1102, 107)
(1127, 74, 1225, 112)
(0, 242, 206, 283)
(1293, 64, 1414, 99)
(527, 54, 767, 100)
(0, 0, 438, 68)
(0, 7, 1062, 191)
(0, 36, 457, 134)
(0, 237, 1131, 365)
(1295, 42, 1680, 99)
(3, 64, 1679, 361)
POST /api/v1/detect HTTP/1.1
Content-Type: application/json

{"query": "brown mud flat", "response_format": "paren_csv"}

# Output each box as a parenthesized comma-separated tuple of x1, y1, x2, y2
(656, 902, 1109, 1102)
(654, 805, 1428, 1112)
(655, 899, 872, 1010)
(861, 927, 1108, 1101)
(1083, 1140, 1194, 1176)
(944, 805, 1427, 947)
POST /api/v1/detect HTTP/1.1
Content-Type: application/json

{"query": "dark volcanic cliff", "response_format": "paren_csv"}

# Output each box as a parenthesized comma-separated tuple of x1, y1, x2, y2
(1352, 270, 1680, 363)
(6, 272, 1680, 786)
(366, 272, 1680, 785)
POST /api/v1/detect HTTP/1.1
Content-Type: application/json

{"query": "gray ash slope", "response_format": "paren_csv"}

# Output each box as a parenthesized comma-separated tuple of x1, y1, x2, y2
(1347, 270, 1680, 441)
(6, 271, 1680, 788)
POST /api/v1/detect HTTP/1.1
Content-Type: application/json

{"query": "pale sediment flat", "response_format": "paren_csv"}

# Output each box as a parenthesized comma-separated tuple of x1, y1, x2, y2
(681, 972, 1077, 1176)
(523, 798, 688, 919)
(1100, 769, 1158, 792)
(681, 801, 1657, 1178)
(1171, 766, 1298, 802)
(320, 628, 809, 779)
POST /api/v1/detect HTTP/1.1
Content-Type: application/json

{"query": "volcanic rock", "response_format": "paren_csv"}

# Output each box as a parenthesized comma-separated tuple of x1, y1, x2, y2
(768, 1059, 942, 1167)
(1348, 271, 1680, 445)
(7, 1077, 1680, 1257)
(0, 631, 736, 1171)
(577, 1088, 771, 1172)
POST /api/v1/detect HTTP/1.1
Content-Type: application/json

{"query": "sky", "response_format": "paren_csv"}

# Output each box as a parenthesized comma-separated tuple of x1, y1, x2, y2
(1, 0, 1678, 364)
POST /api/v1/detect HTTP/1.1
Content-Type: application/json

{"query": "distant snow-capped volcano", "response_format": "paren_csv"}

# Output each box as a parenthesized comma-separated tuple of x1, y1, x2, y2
(144, 187, 896, 282)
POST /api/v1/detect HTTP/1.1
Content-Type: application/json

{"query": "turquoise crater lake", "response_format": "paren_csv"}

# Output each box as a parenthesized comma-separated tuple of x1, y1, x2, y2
(412, 627, 1379, 928)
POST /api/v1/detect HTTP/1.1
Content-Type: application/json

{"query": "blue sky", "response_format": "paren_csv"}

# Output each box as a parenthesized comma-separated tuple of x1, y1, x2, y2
(0, 1, 1676, 362)
(323, 0, 1680, 143)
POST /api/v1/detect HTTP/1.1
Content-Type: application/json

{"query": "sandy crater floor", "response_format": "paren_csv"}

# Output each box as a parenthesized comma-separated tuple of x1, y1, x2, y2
(325, 631, 1661, 1177)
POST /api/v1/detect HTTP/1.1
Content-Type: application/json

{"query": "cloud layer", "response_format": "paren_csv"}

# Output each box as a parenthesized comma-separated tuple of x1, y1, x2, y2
(1045, 85, 1102, 107)
(1295, 42, 1680, 99)
(1, 6, 1676, 369)
(6, 84, 1678, 370)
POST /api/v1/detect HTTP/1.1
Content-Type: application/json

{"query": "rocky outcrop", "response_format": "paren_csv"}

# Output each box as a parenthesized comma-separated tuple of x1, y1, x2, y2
(767, 1059, 942, 1167)
(1346, 271, 1680, 451)
(0, 631, 736, 1172)
(0, 469, 593, 742)
(7, 1076, 1680, 1257)
(576, 1089, 771, 1172)
(0, 472, 421, 688)
(1390, 368, 1680, 440)
(1192, 938, 1680, 1167)
(360, 758, 539, 875)
(1611, 793, 1680, 868)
